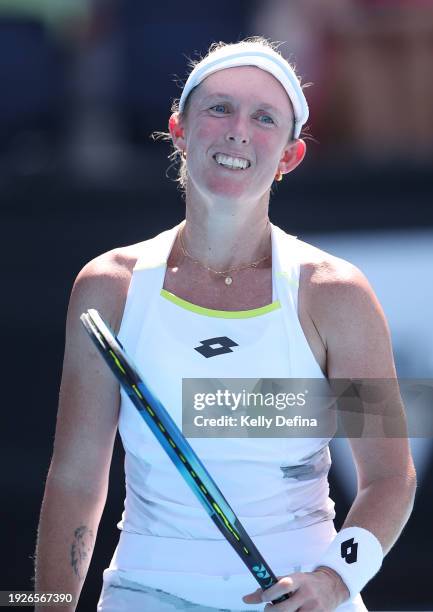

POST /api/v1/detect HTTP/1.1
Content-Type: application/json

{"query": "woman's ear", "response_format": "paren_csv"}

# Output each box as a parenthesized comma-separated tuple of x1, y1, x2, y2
(168, 112, 186, 153)
(278, 139, 307, 176)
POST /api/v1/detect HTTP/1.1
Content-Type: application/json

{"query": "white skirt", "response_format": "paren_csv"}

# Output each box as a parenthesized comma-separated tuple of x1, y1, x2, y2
(97, 522, 368, 611)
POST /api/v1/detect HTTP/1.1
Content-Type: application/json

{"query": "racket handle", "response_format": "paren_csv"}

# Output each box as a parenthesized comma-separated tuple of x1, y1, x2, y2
(271, 592, 291, 604)
(258, 568, 292, 604)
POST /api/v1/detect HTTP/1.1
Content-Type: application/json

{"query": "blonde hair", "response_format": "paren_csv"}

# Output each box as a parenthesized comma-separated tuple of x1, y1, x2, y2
(151, 36, 309, 194)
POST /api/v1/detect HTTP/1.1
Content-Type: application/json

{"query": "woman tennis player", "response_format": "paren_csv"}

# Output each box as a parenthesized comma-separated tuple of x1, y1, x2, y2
(34, 37, 416, 611)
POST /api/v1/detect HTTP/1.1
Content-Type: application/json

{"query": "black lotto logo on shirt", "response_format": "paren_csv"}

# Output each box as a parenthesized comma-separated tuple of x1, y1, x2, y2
(194, 337, 239, 358)
(341, 538, 358, 564)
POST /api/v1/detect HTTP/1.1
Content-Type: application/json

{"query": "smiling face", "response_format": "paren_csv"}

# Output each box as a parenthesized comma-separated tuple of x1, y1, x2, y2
(170, 66, 305, 204)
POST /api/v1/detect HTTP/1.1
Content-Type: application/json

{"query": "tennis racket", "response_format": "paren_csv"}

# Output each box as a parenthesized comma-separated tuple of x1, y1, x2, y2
(80, 308, 290, 605)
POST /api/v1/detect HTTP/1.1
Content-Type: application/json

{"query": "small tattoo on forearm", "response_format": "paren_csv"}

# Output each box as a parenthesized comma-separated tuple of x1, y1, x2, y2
(70, 525, 94, 580)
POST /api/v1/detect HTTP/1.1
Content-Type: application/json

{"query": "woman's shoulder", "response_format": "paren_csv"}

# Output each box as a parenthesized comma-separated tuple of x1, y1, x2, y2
(295, 237, 362, 286)
(295, 237, 375, 335)
(78, 243, 140, 285)
(71, 240, 146, 334)
(74, 225, 174, 325)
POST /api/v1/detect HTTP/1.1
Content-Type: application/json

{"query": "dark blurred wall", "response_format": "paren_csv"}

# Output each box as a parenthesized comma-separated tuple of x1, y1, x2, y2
(118, 0, 255, 144)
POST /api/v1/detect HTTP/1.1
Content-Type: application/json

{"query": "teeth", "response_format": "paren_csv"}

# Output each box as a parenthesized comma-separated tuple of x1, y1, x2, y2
(214, 153, 250, 170)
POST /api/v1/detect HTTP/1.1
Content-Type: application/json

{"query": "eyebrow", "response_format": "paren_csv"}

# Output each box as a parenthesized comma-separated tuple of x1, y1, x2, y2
(201, 93, 283, 117)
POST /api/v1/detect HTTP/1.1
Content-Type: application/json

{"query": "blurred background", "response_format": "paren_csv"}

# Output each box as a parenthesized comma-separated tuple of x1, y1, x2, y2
(1, 0, 432, 610)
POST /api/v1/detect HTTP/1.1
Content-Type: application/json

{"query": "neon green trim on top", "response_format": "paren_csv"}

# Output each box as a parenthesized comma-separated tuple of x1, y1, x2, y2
(160, 289, 281, 318)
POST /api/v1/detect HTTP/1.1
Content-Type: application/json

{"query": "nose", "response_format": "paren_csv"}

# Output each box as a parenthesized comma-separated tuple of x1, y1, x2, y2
(225, 115, 250, 146)
(226, 133, 249, 145)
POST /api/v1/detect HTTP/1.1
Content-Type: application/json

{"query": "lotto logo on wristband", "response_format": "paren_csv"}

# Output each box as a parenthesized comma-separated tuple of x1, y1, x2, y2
(341, 537, 358, 564)
(317, 528, 383, 599)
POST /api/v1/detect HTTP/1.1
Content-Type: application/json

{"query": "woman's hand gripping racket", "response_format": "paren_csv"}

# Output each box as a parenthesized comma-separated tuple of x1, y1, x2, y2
(80, 308, 291, 606)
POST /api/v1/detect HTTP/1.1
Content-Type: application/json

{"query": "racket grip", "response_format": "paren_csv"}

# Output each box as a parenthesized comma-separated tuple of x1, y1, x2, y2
(260, 569, 292, 604)
(271, 592, 291, 604)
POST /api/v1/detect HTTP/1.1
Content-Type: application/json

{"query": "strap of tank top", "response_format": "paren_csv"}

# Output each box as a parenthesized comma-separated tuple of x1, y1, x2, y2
(271, 223, 299, 311)
(271, 223, 300, 374)
(118, 223, 183, 352)
(133, 223, 183, 271)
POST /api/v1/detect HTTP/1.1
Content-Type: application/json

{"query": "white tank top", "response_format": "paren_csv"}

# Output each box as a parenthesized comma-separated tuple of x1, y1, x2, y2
(116, 221, 334, 538)
(105, 222, 339, 610)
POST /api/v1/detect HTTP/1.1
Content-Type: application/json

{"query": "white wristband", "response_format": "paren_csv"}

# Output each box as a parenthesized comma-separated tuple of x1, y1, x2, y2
(314, 527, 383, 600)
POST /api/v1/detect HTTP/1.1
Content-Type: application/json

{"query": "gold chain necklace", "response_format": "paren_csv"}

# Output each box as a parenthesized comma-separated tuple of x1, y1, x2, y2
(178, 226, 271, 286)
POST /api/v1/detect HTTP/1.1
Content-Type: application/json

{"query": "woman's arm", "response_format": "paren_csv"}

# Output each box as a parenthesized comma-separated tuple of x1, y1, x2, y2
(244, 260, 416, 610)
(35, 481, 107, 612)
(34, 251, 132, 611)
(323, 261, 417, 553)
(312, 261, 416, 603)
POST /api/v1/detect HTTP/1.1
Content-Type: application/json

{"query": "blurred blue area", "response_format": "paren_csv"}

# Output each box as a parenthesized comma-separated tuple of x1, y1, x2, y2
(0, 19, 66, 152)
(116, 0, 255, 142)
(0, 0, 431, 172)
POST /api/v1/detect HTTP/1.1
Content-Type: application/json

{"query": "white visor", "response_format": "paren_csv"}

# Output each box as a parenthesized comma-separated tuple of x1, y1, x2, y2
(178, 44, 309, 139)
